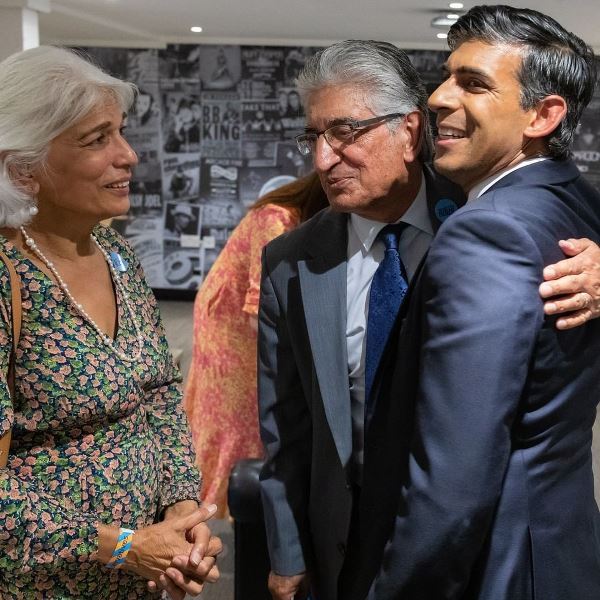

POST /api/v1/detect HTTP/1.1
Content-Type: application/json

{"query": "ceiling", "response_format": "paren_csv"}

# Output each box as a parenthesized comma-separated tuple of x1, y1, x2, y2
(37, 0, 600, 51)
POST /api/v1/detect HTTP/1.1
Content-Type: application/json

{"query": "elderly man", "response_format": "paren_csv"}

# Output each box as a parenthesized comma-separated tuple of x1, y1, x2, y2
(346, 6, 600, 600)
(258, 39, 600, 600)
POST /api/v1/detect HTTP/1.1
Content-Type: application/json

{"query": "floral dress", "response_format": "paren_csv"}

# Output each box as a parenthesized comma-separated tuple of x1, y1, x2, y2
(0, 226, 201, 599)
(184, 204, 300, 517)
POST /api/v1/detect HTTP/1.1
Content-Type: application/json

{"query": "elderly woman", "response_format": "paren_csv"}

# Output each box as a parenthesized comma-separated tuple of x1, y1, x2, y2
(0, 47, 219, 599)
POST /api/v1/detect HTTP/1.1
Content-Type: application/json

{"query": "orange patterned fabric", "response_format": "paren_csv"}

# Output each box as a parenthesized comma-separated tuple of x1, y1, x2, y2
(184, 203, 300, 517)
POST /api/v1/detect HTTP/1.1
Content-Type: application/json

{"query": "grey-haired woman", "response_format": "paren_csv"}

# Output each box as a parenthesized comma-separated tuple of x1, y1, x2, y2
(0, 46, 220, 599)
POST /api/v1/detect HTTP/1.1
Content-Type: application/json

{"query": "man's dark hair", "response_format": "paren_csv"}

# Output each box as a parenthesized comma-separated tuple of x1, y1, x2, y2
(448, 4, 597, 159)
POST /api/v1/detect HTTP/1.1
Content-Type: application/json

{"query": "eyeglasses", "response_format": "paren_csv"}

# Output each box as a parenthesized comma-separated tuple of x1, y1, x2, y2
(295, 112, 405, 156)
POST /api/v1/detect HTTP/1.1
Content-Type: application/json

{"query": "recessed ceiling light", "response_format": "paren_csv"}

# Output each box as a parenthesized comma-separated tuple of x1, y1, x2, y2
(449, 2, 464, 8)
(431, 16, 458, 27)
(447, 13, 459, 19)
(437, 32, 448, 39)
(190, 26, 203, 33)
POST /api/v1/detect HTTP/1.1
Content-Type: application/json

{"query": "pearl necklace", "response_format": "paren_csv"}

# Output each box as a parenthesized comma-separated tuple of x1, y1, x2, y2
(20, 227, 143, 362)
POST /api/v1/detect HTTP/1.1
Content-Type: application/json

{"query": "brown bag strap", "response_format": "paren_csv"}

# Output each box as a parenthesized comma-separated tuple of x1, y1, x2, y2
(0, 249, 22, 357)
(0, 248, 22, 468)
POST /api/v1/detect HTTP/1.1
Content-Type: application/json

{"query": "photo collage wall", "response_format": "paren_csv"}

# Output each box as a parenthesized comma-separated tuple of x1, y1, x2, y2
(80, 44, 319, 295)
(572, 62, 600, 191)
(80, 45, 600, 295)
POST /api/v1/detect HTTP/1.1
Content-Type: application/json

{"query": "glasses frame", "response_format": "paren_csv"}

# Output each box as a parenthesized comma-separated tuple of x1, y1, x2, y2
(295, 112, 405, 156)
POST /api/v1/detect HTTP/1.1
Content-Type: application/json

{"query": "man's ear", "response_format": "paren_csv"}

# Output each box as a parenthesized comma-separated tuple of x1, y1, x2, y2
(400, 110, 423, 163)
(524, 95, 567, 140)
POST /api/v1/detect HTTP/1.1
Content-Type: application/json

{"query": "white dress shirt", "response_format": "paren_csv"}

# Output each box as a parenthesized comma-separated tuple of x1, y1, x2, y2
(346, 176, 433, 481)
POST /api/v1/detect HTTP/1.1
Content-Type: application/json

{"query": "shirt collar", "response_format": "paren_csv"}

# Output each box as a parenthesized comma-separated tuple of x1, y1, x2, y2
(350, 175, 431, 253)
(467, 156, 548, 202)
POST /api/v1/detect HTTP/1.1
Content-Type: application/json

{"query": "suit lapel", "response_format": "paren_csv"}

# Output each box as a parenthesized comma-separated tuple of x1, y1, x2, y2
(298, 210, 353, 467)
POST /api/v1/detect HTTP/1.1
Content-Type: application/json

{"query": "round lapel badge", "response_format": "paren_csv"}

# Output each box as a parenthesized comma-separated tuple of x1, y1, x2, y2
(434, 198, 459, 223)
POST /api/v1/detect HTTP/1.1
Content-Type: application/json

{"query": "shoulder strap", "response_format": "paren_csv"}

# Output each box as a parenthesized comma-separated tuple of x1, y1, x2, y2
(0, 249, 22, 356)
(0, 248, 22, 469)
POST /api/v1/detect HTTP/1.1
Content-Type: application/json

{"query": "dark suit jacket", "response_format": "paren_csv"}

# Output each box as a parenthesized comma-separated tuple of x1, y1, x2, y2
(258, 165, 464, 600)
(347, 159, 600, 600)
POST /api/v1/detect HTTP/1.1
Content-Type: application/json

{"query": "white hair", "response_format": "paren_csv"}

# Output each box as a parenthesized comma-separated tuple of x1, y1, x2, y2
(296, 40, 432, 161)
(0, 46, 136, 227)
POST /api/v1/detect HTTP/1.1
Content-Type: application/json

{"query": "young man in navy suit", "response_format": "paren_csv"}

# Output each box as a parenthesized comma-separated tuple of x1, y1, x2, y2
(349, 6, 600, 599)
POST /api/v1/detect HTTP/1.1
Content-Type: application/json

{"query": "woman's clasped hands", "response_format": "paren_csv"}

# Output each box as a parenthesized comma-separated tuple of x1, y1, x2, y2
(129, 502, 222, 599)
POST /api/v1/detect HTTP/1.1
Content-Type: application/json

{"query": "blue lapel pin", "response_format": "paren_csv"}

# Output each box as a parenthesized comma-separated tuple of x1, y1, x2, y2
(434, 198, 459, 223)
(109, 251, 129, 273)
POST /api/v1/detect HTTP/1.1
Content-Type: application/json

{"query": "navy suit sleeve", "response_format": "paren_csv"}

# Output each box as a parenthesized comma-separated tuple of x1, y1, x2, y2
(369, 207, 545, 599)
(258, 246, 312, 576)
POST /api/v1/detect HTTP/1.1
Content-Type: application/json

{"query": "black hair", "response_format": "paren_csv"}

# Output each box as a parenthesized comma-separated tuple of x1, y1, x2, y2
(448, 5, 597, 159)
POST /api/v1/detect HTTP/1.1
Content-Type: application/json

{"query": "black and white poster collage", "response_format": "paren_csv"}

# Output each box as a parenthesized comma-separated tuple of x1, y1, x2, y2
(571, 61, 600, 192)
(80, 45, 600, 294)
(81, 44, 320, 292)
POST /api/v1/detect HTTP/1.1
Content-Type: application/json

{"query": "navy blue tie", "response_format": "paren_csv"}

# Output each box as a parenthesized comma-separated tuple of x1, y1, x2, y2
(364, 223, 409, 417)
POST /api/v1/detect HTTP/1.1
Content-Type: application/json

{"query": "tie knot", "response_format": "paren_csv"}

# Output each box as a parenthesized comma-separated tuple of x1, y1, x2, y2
(378, 222, 408, 251)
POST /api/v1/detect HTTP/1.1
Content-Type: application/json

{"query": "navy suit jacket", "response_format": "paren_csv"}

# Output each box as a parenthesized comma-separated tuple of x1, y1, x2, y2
(348, 159, 600, 600)
(258, 164, 464, 600)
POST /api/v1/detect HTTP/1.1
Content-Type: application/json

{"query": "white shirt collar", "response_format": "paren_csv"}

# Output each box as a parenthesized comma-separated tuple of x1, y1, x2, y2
(468, 156, 548, 202)
(349, 175, 432, 253)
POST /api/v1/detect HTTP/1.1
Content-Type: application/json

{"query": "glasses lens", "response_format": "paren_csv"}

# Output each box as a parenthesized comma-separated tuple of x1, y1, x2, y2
(325, 124, 355, 147)
(295, 134, 315, 155)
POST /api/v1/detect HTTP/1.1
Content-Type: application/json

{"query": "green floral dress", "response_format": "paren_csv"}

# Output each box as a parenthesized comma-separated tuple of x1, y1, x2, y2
(0, 226, 202, 599)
